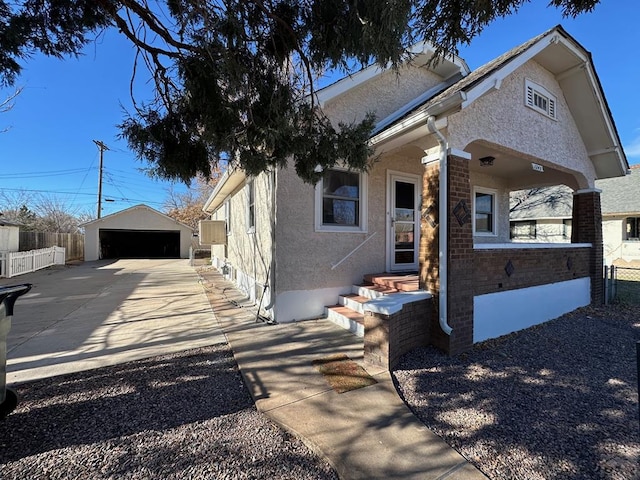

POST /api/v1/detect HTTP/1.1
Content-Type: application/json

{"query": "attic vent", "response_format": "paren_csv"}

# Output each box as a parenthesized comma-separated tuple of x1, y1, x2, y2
(525, 79, 557, 120)
(199, 220, 226, 245)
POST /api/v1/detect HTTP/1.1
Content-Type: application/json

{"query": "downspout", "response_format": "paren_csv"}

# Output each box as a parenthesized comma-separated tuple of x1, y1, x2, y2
(426, 116, 453, 336)
(262, 168, 277, 313)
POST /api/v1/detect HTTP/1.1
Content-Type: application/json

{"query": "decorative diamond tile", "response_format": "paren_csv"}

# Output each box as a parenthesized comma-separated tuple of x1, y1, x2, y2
(453, 200, 471, 226)
(422, 203, 438, 228)
(504, 259, 515, 277)
(567, 256, 573, 270)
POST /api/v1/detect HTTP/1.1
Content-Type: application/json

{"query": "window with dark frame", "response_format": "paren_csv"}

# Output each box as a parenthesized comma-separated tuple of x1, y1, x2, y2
(247, 180, 255, 231)
(626, 217, 640, 240)
(475, 190, 495, 234)
(322, 169, 360, 227)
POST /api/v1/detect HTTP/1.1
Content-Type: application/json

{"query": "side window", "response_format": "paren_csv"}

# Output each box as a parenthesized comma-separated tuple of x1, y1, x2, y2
(563, 219, 572, 239)
(315, 168, 367, 232)
(474, 187, 497, 236)
(247, 180, 255, 233)
(626, 217, 640, 240)
(224, 199, 232, 235)
(510, 220, 536, 240)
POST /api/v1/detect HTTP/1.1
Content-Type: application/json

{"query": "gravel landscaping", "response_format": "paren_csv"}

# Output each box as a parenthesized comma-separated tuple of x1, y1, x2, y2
(0, 343, 338, 480)
(393, 304, 640, 480)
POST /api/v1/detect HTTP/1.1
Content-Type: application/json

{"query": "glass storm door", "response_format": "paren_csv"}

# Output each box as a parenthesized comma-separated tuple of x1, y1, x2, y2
(389, 175, 419, 272)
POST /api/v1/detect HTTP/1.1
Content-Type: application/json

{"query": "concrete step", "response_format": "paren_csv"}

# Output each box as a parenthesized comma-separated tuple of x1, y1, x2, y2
(339, 293, 370, 313)
(363, 273, 419, 292)
(325, 305, 364, 337)
(353, 283, 400, 300)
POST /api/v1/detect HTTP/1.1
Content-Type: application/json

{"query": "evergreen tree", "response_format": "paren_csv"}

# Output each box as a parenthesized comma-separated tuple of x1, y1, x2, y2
(0, 1, 600, 183)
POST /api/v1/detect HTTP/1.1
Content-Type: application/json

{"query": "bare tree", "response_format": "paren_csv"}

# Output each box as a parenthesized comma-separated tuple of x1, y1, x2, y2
(1, 87, 23, 133)
(164, 169, 223, 229)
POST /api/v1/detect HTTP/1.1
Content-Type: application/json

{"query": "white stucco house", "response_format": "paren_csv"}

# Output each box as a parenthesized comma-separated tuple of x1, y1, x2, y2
(82, 204, 194, 261)
(509, 185, 573, 243)
(597, 166, 640, 265)
(203, 26, 627, 364)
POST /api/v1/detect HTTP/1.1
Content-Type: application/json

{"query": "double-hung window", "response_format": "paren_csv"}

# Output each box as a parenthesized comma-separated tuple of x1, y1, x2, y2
(474, 187, 497, 236)
(315, 168, 367, 232)
(247, 180, 255, 233)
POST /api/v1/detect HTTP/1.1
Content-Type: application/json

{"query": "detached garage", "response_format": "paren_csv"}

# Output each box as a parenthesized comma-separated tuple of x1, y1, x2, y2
(82, 205, 193, 261)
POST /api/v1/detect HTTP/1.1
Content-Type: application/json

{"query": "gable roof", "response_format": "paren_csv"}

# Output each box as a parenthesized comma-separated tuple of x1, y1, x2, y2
(315, 42, 469, 107)
(372, 25, 628, 180)
(596, 166, 640, 216)
(80, 204, 193, 230)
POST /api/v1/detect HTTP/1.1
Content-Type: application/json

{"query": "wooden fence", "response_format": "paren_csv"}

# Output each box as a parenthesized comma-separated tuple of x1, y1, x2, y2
(19, 232, 84, 261)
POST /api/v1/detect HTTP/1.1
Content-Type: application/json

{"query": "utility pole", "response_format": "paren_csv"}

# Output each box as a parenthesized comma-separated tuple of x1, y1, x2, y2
(93, 140, 109, 219)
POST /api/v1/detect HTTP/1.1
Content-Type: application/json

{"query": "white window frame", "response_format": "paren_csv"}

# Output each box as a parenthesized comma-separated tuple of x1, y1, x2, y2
(473, 186, 498, 237)
(525, 79, 557, 120)
(315, 167, 368, 233)
(224, 198, 232, 236)
(246, 179, 256, 234)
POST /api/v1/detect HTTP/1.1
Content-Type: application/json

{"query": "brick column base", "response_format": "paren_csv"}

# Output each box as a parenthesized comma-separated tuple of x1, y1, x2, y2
(571, 189, 604, 304)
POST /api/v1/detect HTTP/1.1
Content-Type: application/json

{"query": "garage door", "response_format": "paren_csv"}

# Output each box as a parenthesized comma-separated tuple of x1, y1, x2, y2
(99, 229, 181, 259)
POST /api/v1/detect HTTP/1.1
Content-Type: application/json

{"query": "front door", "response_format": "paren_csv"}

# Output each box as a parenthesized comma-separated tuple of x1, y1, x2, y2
(387, 173, 420, 272)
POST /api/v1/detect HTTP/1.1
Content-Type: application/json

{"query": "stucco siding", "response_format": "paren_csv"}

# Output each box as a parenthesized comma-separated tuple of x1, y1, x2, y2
(448, 60, 597, 188)
(274, 152, 424, 321)
(323, 66, 445, 129)
(470, 170, 511, 243)
(212, 172, 274, 307)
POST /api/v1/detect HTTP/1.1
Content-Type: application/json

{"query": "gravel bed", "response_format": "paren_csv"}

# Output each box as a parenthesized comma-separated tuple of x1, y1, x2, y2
(0, 344, 338, 480)
(393, 304, 640, 480)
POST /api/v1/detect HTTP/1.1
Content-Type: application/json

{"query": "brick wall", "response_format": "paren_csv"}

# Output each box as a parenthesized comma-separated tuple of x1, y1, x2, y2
(571, 191, 604, 303)
(473, 247, 590, 296)
(363, 298, 432, 370)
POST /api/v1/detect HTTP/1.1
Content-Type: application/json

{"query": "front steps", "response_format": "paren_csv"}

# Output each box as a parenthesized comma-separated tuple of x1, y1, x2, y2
(325, 273, 419, 337)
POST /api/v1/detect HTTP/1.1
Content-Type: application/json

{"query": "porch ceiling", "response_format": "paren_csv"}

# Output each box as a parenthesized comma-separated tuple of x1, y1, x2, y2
(465, 143, 580, 191)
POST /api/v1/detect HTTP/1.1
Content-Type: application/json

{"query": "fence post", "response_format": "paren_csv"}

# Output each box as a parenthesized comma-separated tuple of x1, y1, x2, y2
(637, 342, 640, 433)
(604, 265, 609, 305)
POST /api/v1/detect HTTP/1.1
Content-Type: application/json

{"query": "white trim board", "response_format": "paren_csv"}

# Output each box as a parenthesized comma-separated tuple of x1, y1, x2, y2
(473, 277, 590, 343)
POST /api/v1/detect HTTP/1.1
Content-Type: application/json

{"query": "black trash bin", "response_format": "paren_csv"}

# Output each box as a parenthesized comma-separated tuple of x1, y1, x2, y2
(0, 284, 32, 419)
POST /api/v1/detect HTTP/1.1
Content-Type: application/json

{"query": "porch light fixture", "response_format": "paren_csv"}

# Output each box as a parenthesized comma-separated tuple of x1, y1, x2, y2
(479, 156, 495, 167)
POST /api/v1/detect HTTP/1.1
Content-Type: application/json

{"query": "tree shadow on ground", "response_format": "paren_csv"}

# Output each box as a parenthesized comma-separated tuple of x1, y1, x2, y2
(393, 305, 640, 480)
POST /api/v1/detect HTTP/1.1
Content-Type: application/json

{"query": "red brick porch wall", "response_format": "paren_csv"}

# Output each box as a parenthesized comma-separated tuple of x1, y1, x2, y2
(363, 298, 432, 370)
(473, 247, 590, 296)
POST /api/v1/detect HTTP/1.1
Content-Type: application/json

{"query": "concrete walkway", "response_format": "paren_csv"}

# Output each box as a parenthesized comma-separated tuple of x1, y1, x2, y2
(198, 267, 487, 480)
(2, 259, 224, 384)
(3, 260, 487, 479)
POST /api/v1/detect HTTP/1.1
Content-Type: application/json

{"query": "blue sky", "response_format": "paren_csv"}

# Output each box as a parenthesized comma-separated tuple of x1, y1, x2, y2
(0, 1, 637, 218)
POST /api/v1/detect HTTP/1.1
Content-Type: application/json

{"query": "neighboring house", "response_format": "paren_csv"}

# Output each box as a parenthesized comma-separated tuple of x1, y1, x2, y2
(597, 165, 640, 265)
(82, 204, 194, 261)
(0, 218, 20, 252)
(203, 25, 627, 361)
(509, 185, 573, 243)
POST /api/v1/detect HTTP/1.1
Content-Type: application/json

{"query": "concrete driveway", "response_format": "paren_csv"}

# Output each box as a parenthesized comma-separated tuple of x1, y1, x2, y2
(1, 259, 224, 384)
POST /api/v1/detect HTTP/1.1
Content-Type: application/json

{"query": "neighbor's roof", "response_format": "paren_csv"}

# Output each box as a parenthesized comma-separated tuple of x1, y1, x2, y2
(372, 25, 628, 180)
(596, 166, 640, 216)
(80, 204, 193, 230)
(0, 218, 22, 227)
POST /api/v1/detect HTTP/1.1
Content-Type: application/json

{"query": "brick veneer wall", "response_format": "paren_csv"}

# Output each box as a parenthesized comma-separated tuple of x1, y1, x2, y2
(473, 247, 590, 296)
(419, 153, 474, 355)
(363, 298, 432, 370)
(571, 191, 604, 304)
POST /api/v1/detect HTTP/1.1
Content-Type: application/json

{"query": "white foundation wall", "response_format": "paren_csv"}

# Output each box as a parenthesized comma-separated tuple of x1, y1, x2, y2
(275, 286, 352, 323)
(473, 277, 591, 343)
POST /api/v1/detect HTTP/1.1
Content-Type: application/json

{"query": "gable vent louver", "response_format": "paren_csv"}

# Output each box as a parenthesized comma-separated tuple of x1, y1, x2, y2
(525, 79, 557, 120)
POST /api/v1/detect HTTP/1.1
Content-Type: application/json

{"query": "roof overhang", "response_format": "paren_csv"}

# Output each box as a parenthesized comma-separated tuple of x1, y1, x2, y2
(202, 167, 247, 214)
